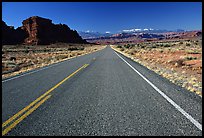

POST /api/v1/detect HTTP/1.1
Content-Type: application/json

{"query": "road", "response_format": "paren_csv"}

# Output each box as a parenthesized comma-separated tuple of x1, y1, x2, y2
(2, 46, 202, 136)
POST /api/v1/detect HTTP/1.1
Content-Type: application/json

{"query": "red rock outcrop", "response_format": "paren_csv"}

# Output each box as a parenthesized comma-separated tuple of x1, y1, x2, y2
(21, 16, 86, 45)
(2, 16, 87, 45)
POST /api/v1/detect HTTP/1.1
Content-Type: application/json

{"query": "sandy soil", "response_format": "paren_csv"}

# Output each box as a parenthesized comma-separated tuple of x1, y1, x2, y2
(112, 38, 202, 97)
(2, 43, 106, 79)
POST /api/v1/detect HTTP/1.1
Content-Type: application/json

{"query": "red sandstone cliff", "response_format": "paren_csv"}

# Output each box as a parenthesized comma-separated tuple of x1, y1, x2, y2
(21, 16, 87, 45)
(2, 16, 87, 45)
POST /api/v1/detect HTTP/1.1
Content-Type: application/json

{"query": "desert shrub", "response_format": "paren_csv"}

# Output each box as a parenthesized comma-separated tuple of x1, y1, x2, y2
(164, 44, 171, 47)
(68, 47, 78, 51)
(24, 48, 29, 53)
(45, 57, 52, 62)
(185, 56, 197, 60)
(187, 50, 199, 54)
(179, 42, 183, 44)
(160, 50, 164, 53)
(9, 57, 16, 61)
(130, 52, 134, 55)
(125, 44, 135, 49)
(7, 62, 16, 67)
(128, 49, 136, 55)
(152, 45, 157, 48)
(78, 47, 85, 50)
(120, 48, 124, 51)
(141, 45, 145, 48)
(174, 59, 185, 67)
(124, 44, 131, 49)
(117, 45, 122, 48)
(56, 55, 68, 60)
(186, 43, 191, 46)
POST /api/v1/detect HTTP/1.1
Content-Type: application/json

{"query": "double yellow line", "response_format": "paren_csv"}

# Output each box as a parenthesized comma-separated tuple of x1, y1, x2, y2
(2, 64, 89, 136)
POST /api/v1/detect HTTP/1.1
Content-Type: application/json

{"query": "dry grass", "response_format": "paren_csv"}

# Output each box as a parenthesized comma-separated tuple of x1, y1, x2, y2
(112, 38, 202, 96)
(2, 43, 106, 79)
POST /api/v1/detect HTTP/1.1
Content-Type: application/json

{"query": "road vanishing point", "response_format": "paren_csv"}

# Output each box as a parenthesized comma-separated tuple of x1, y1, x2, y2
(2, 46, 202, 136)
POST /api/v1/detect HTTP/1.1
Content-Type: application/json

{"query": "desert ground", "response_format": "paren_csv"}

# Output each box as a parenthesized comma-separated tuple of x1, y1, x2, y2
(112, 38, 202, 96)
(2, 43, 106, 79)
(2, 39, 202, 97)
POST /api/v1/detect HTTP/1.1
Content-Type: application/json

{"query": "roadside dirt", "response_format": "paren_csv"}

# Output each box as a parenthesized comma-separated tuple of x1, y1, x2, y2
(2, 43, 106, 79)
(112, 38, 202, 97)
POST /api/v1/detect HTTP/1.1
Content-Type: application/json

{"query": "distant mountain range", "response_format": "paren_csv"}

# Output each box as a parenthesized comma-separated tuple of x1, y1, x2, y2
(78, 29, 190, 39)
(81, 29, 202, 44)
(121, 28, 186, 33)
(78, 31, 113, 39)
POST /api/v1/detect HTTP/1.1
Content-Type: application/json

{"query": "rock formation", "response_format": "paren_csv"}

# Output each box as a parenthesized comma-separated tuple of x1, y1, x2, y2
(2, 16, 87, 45)
(2, 21, 27, 45)
(21, 16, 86, 45)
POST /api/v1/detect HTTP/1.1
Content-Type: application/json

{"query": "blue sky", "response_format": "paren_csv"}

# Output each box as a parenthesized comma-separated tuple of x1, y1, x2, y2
(2, 2, 202, 33)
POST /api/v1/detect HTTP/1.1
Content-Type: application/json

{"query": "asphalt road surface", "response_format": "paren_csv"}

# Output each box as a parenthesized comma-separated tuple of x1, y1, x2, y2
(2, 46, 202, 136)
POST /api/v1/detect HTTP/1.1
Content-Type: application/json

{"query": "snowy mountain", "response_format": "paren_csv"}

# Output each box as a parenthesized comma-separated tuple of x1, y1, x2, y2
(78, 31, 112, 39)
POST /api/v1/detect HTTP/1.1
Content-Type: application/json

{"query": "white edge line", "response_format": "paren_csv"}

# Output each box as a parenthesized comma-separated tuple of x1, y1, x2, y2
(114, 51, 202, 131)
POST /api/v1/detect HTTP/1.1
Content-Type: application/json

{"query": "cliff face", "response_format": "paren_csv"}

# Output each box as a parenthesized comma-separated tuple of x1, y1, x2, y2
(21, 16, 86, 45)
(2, 16, 87, 45)
(2, 21, 28, 45)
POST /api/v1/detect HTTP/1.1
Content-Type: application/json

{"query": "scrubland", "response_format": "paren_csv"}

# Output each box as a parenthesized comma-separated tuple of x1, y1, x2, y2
(2, 43, 105, 79)
(112, 38, 202, 96)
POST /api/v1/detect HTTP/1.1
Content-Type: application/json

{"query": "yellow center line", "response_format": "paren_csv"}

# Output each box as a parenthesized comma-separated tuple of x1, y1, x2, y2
(2, 94, 52, 136)
(2, 64, 89, 134)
